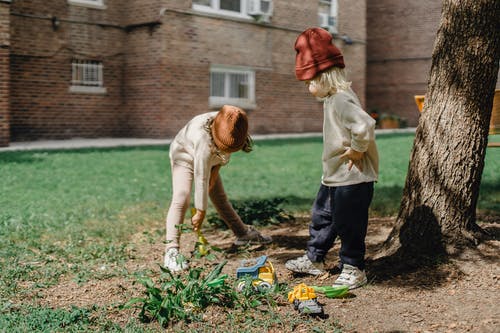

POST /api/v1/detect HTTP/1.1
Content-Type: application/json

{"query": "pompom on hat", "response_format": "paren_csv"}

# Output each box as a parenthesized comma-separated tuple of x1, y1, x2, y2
(294, 27, 345, 81)
(211, 105, 249, 153)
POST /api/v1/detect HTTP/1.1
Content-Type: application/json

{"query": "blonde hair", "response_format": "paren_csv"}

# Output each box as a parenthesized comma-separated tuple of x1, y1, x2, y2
(311, 67, 351, 95)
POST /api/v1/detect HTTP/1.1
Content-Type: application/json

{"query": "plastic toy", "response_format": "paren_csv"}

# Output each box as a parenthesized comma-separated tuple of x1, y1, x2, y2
(236, 255, 277, 291)
(288, 283, 323, 315)
(311, 285, 349, 298)
(191, 208, 209, 256)
(196, 230, 209, 256)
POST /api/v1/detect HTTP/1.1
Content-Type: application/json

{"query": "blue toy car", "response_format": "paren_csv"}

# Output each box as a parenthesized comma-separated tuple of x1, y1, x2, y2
(236, 255, 277, 291)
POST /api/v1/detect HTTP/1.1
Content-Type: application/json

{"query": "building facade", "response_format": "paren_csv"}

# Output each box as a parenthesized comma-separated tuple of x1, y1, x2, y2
(366, 0, 500, 128)
(0, 1, 10, 146)
(0, 0, 367, 146)
(366, 0, 442, 127)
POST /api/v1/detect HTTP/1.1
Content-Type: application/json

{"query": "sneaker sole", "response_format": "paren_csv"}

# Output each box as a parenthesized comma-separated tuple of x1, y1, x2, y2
(333, 278, 367, 290)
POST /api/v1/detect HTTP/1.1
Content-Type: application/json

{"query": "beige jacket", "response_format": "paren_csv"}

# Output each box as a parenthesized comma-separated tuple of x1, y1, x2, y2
(169, 112, 230, 211)
(321, 88, 379, 186)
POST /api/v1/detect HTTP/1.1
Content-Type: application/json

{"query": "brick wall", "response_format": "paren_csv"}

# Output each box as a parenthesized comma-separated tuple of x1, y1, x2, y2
(121, 0, 329, 138)
(338, 0, 366, 107)
(7, 0, 368, 142)
(367, 0, 442, 127)
(9, 0, 126, 141)
(0, 1, 9, 147)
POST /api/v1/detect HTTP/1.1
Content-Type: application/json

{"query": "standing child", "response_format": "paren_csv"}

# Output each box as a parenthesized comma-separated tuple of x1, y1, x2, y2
(285, 28, 379, 289)
(164, 105, 272, 272)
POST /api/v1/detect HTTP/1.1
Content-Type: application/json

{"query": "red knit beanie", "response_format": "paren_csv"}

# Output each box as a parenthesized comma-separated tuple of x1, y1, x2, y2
(211, 105, 249, 153)
(294, 27, 345, 81)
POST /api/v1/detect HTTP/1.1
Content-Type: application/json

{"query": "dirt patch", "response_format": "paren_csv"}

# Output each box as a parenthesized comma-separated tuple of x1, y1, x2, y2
(37, 216, 499, 332)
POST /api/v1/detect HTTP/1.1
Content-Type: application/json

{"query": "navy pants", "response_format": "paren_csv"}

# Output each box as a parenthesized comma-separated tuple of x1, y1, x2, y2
(306, 182, 374, 270)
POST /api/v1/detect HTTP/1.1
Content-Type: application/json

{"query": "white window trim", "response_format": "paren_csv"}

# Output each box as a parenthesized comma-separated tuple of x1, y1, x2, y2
(209, 65, 256, 110)
(330, 0, 338, 18)
(68, 0, 107, 10)
(318, 0, 338, 34)
(69, 86, 107, 94)
(70, 60, 107, 95)
(193, 1, 252, 20)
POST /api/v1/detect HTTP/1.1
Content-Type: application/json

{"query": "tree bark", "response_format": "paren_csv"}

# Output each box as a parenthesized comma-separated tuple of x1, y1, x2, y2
(382, 0, 500, 259)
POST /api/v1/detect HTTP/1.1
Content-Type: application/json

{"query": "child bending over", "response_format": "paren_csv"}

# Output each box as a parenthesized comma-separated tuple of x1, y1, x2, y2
(165, 105, 272, 272)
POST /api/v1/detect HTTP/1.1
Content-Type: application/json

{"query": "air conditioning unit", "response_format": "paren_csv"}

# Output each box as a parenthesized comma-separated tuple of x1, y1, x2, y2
(247, 0, 273, 17)
(318, 13, 338, 34)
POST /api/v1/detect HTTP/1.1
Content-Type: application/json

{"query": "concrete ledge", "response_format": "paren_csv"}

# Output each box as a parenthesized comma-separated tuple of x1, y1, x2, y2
(0, 128, 417, 152)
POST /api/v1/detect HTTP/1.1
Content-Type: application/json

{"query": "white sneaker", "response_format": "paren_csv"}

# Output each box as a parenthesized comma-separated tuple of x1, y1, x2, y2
(285, 253, 325, 276)
(164, 248, 189, 272)
(333, 264, 367, 290)
(234, 226, 272, 246)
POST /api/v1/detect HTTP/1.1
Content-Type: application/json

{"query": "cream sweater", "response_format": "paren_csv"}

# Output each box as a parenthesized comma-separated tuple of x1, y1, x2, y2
(169, 112, 230, 211)
(321, 88, 379, 186)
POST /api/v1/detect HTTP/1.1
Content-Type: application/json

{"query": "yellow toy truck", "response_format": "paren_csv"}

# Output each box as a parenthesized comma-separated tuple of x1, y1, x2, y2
(288, 283, 323, 315)
(236, 255, 277, 291)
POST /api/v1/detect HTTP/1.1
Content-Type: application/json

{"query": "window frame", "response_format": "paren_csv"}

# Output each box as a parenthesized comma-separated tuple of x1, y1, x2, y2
(209, 65, 256, 110)
(67, 0, 107, 10)
(318, 0, 338, 34)
(69, 59, 107, 94)
(193, 0, 252, 20)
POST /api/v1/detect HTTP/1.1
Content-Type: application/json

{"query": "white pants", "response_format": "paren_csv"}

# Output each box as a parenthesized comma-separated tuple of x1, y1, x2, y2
(165, 163, 248, 249)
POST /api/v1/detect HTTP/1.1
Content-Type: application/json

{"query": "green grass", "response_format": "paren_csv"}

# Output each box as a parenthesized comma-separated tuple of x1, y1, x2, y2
(0, 132, 498, 331)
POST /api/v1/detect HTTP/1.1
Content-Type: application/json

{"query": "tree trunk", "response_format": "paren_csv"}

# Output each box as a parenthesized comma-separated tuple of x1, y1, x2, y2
(382, 0, 500, 259)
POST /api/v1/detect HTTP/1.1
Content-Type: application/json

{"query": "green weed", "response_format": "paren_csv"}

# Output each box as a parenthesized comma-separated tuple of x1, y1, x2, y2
(123, 261, 285, 328)
(206, 197, 294, 229)
(0, 304, 95, 332)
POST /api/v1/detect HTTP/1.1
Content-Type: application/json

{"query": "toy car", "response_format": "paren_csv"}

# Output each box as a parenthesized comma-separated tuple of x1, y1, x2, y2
(288, 283, 324, 315)
(236, 255, 277, 291)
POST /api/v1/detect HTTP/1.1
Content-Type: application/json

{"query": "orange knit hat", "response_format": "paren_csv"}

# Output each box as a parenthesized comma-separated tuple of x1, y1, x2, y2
(295, 27, 345, 81)
(211, 105, 249, 153)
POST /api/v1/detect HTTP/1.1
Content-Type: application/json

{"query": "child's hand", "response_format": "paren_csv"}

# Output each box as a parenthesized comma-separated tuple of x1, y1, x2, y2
(340, 148, 364, 172)
(191, 209, 206, 232)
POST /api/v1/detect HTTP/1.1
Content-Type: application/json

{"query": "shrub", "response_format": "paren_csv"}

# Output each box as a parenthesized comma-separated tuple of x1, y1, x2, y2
(206, 198, 294, 229)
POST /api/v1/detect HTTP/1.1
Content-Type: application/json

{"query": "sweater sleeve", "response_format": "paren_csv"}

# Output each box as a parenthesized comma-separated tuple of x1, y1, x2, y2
(337, 94, 376, 152)
(193, 140, 212, 211)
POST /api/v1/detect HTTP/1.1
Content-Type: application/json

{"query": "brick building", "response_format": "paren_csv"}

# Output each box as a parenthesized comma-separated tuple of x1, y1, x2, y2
(366, 0, 443, 128)
(1, 0, 497, 147)
(0, 1, 9, 146)
(0, 0, 366, 146)
(366, 0, 500, 128)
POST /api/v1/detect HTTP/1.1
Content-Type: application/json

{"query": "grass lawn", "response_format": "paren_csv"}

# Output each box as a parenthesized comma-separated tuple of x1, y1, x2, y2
(0, 132, 498, 331)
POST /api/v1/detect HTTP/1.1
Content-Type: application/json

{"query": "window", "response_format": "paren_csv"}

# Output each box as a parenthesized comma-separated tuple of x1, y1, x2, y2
(195, 0, 272, 20)
(193, 0, 273, 21)
(210, 66, 255, 109)
(193, 0, 247, 18)
(318, 0, 338, 34)
(70, 59, 107, 94)
(68, 0, 106, 9)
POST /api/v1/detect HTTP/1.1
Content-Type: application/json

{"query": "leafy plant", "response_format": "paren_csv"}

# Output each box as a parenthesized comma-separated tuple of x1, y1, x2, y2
(123, 261, 233, 326)
(234, 274, 283, 310)
(207, 198, 294, 229)
(191, 232, 223, 260)
(123, 261, 285, 327)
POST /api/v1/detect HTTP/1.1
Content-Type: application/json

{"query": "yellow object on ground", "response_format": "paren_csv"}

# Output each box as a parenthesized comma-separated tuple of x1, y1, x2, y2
(191, 207, 209, 256)
(197, 230, 209, 256)
(288, 283, 317, 303)
(236, 256, 277, 291)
